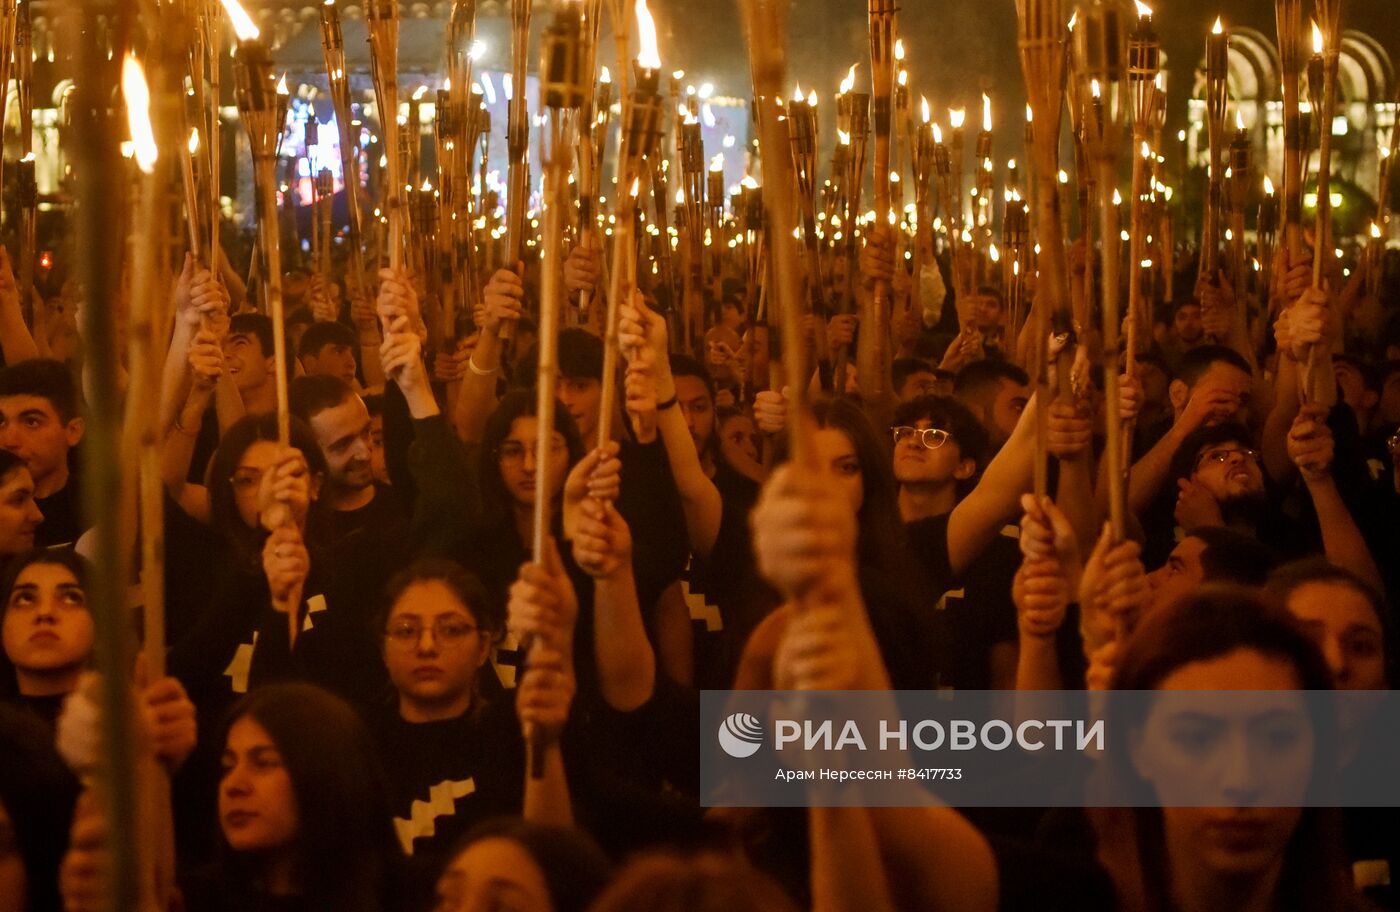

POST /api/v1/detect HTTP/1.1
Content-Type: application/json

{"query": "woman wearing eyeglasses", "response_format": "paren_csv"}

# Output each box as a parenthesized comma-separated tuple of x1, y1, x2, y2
(364, 558, 526, 902)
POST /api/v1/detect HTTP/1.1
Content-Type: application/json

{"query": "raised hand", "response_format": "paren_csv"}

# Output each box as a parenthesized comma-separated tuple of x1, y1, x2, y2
(1046, 398, 1093, 460)
(507, 537, 579, 654)
(563, 245, 601, 296)
(140, 675, 198, 771)
(624, 357, 659, 444)
(377, 267, 426, 342)
(379, 324, 426, 389)
(753, 388, 789, 436)
(618, 289, 669, 362)
(1287, 403, 1334, 482)
(188, 325, 226, 391)
(481, 266, 526, 336)
(858, 223, 896, 290)
(257, 446, 313, 530)
(517, 643, 575, 748)
(1078, 524, 1149, 647)
(572, 499, 633, 580)
(751, 463, 858, 599)
(1013, 558, 1070, 639)
(563, 442, 623, 530)
(261, 524, 309, 617)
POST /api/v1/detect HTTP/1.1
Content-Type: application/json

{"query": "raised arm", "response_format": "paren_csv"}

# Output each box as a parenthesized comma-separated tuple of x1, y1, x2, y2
(161, 322, 228, 523)
(573, 497, 655, 712)
(619, 294, 722, 556)
(945, 393, 1039, 576)
(453, 267, 523, 445)
(1288, 404, 1384, 591)
(509, 537, 579, 828)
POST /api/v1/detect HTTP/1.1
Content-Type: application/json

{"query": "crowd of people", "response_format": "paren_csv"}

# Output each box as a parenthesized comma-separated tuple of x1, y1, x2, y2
(0, 194, 1398, 912)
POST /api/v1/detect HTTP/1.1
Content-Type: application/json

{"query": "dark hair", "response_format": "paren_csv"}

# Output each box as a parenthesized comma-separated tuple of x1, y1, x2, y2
(1094, 589, 1353, 912)
(1331, 354, 1378, 391)
(228, 313, 274, 359)
(0, 706, 80, 912)
(1133, 350, 1169, 376)
(378, 558, 503, 644)
(477, 389, 584, 536)
(669, 353, 716, 400)
(953, 359, 1029, 397)
(892, 394, 991, 475)
(0, 550, 93, 696)
(0, 359, 80, 423)
(220, 684, 402, 912)
(1173, 343, 1252, 388)
(591, 851, 800, 912)
(1376, 359, 1400, 387)
(447, 818, 612, 912)
(558, 328, 604, 381)
(1266, 557, 1392, 683)
(362, 392, 384, 418)
(205, 413, 327, 567)
(297, 320, 358, 360)
(891, 357, 935, 393)
(285, 307, 316, 330)
(0, 448, 26, 483)
(289, 374, 356, 425)
(973, 285, 1004, 306)
(1168, 422, 1256, 485)
(1186, 526, 1278, 587)
(773, 397, 908, 579)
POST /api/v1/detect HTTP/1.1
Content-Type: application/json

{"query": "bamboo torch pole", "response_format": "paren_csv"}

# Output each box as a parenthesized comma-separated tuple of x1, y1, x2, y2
(70, 2, 141, 908)
(529, 0, 587, 779)
(1303, 3, 1341, 407)
(499, 0, 533, 342)
(15, 0, 36, 327)
(320, 0, 370, 308)
(229, 10, 299, 645)
(1199, 18, 1229, 289)
(1016, 0, 1073, 499)
(1074, 0, 1130, 542)
(866, 0, 898, 404)
(598, 0, 663, 448)
(0, 0, 16, 221)
(740, 0, 809, 464)
(368, 0, 404, 272)
(1228, 112, 1251, 334)
(1127, 0, 1160, 365)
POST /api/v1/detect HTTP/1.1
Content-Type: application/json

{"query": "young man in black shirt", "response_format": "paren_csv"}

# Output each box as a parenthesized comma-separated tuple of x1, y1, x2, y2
(0, 360, 84, 548)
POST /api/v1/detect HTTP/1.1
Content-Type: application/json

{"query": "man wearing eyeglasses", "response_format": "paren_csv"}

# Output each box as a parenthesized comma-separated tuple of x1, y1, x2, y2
(890, 395, 1022, 689)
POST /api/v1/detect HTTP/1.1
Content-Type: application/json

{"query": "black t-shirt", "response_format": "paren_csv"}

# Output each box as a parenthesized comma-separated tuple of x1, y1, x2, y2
(685, 461, 763, 690)
(34, 478, 82, 549)
(928, 524, 1022, 690)
(365, 699, 523, 874)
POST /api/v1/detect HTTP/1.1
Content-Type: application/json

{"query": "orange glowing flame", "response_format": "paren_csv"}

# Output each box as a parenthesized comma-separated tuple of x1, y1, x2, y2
(839, 65, 858, 95)
(122, 54, 158, 174)
(932, 122, 943, 144)
(982, 93, 991, 131)
(1134, 1, 1152, 16)
(1263, 175, 1275, 194)
(1211, 17, 1223, 36)
(920, 96, 930, 124)
(1311, 20, 1324, 54)
(635, 0, 661, 71)
(220, 0, 260, 42)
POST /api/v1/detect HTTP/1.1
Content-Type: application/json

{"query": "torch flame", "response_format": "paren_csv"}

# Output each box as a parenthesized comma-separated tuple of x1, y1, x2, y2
(808, 90, 818, 107)
(921, 96, 930, 124)
(741, 175, 759, 190)
(895, 39, 905, 62)
(600, 65, 612, 84)
(982, 93, 991, 132)
(1235, 109, 1245, 130)
(1372, 222, 1383, 239)
(840, 65, 858, 95)
(838, 129, 851, 146)
(1025, 104, 1033, 123)
(1067, 10, 1077, 30)
(1112, 188, 1123, 206)
(932, 122, 943, 143)
(1263, 175, 1275, 194)
(898, 69, 908, 87)
(792, 83, 804, 102)
(1090, 78, 1101, 99)
(630, 178, 641, 197)
(1134, 1, 1152, 17)
(413, 85, 428, 101)
(277, 74, 290, 95)
(1058, 169, 1069, 183)
(189, 128, 201, 154)
(122, 54, 159, 174)
(220, 0, 261, 41)
(675, 188, 685, 205)
(1141, 140, 1151, 159)
(710, 153, 725, 172)
(989, 243, 1000, 262)
(635, 0, 661, 70)
(1211, 17, 1223, 35)
(1311, 20, 1324, 53)
(949, 107, 965, 129)
(1381, 146, 1392, 160)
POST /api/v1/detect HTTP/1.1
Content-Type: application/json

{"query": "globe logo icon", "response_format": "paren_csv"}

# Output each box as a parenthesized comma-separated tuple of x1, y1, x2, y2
(717, 712, 764, 758)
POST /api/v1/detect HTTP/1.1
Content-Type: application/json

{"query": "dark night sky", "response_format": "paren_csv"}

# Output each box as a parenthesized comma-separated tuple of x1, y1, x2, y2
(640, 0, 1399, 139)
